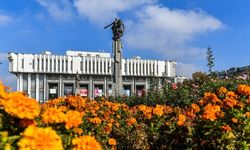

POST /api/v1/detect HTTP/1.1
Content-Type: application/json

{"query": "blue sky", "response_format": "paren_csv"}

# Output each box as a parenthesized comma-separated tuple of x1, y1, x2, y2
(0, 0, 250, 90)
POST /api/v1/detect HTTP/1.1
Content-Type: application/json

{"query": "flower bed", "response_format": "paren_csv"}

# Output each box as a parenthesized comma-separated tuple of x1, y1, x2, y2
(0, 81, 250, 149)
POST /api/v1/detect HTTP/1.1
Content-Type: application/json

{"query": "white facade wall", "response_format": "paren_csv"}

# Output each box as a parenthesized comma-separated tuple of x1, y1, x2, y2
(8, 51, 177, 101)
(8, 51, 176, 77)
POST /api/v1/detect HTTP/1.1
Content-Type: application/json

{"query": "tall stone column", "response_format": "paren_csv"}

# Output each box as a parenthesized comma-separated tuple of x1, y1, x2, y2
(113, 40, 123, 97)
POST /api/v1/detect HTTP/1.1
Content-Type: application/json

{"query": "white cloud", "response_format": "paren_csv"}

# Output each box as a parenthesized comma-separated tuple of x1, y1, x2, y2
(36, 0, 74, 21)
(74, 0, 155, 24)
(176, 63, 202, 78)
(0, 14, 11, 25)
(0, 52, 8, 63)
(124, 5, 223, 60)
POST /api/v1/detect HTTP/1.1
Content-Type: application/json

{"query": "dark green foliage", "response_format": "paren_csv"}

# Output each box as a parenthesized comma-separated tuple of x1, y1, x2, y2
(207, 47, 215, 74)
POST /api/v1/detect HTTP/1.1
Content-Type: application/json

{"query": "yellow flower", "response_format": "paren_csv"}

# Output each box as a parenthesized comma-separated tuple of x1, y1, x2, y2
(153, 105, 164, 116)
(72, 135, 102, 150)
(65, 110, 83, 129)
(108, 138, 116, 146)
(2, 92, 40, 119)
(18, 125, 63, 150)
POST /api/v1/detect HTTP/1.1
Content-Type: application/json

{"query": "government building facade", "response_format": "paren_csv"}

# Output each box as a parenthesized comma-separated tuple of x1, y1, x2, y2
(8, 50, 176, 102)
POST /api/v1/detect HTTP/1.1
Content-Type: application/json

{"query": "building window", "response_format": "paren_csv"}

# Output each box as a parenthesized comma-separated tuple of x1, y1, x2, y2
(81, 61, 83, 71)
(54, 60, 56, 71)
(62, 60, 64, 71)
(32, 59, 35, 69)
(50, 60, 52, 71)
(89, 60, 91, 73)
(46, 59, 48, 71)
(71, 61, 73, 71)
(41, 59, 44, 70)
(96, 61, 98, 73)
(37, 59, 40, 70)
(39, 75, 44, 103)
(85, 60, 88, 72)
(22, 58, 24, 68)
(31, 74, 36, 98)
(23, 74, 28, 94)
(66, 60, 68, 71)
(103, 61, 106, 73)
(58, 60, 60, 71)
(100, 61, 102, 73)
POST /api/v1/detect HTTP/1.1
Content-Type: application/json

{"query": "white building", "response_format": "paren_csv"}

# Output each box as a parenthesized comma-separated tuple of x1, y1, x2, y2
(8, 50, 176, 102)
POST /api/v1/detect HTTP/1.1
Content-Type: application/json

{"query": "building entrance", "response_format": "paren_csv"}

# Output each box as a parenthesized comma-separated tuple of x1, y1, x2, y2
(64, 83, 74, 96)
(48, 83, 58, 100)
(94, 84, 103, 97)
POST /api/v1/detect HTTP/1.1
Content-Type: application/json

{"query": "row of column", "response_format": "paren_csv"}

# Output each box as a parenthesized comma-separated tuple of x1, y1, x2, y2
(16, 73, 149, 101)
(124, 59, 158, 76)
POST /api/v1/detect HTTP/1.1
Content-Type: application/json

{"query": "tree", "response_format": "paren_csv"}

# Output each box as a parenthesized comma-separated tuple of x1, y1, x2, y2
(206, 47, 215, 74)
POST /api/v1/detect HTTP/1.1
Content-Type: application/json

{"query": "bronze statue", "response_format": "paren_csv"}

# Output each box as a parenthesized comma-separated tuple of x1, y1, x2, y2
(104, 18, 124, 41)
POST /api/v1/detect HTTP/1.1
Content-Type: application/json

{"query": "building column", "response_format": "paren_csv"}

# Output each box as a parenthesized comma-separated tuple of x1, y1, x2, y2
(145, 78, 148, 92)
(36, 74, 39, 101)
(28, 73, 31, 97)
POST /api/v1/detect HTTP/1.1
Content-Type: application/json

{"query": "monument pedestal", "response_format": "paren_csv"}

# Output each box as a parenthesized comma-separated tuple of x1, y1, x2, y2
(112, 40, 123, 97)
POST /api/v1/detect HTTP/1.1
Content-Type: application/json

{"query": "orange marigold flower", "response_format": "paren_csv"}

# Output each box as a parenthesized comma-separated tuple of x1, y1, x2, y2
(203, 92, 221, 104)
(73, 128, 83, 135)
(108, 138, 116, 146)
(191, 103, 200, 113)
(177, 114, 186, 126)
(218, 87, 227, 95)
(127, 117, 137, 126)
(138, 104, 147, 112)
(18, 125, 63, 150)
(223, 98, 238, 108)
(72, 135, 102, 150)
(245, 112, 250, 117)
(0, 81, 8, 100)
(153, 105, 164, 116)
(238, 84, 250, 96)
(226, 91, 238, 99)
(221, 125, 232, 132)
(2, 92, 40, 119)
(42, 108, 66, 124)
(65, 110, 83, 129)
(89, 117, 102, 125)
(231, 118, 238, 123)
(202, 103, 221, 121)
(65, 96, 86, 109)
